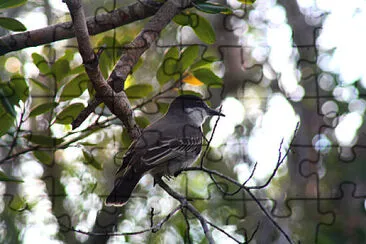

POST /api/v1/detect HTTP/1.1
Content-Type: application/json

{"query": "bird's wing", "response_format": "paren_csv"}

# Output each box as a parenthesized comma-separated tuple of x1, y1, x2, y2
(140, 137, 202, 167)
(115, 140, 138, 176)
(115, 125, 202, 176)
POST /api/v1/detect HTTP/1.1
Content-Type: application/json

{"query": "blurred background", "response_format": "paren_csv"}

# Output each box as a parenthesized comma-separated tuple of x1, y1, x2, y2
(1, 0, 366, 243)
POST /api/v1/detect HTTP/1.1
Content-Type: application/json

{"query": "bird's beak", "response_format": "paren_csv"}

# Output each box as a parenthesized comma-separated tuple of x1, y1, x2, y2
(207, 108, 225, 117)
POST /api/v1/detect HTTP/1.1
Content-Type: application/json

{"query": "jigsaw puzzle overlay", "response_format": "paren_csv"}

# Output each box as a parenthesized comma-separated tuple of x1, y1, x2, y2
(0, 0, 365, 243)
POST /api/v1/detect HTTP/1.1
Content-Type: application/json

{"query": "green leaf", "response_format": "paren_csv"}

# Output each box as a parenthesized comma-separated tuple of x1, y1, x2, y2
(0, 170, 23, 183)
(29, 78, 51, 93)
(157, 47, 180, 85)
(97, 36, 122, 78)
(82, 149, 103, 170)
(10, 75, 28, 102)
(156, 66, 180, 86)
(121, 129, 132, 148)
(237, 0, 256, 4)
(132, 58, 144, 73)
(124, 74, 136, 89)
(0, 104, 15, 137)
(192, 15, 216, 44)
(98, 53, 110, 79)
(0, 89, 16, 117)
(125, 84, 153, 99)
(178, 90, 203, 98)
(29, 102, 58, 117)
(78, 142, 98, 146)
(190, 56, 219, 71)
(24, 134, 64, 146)
(0, 75, 29, 106)
(0, 17, 26, 31)
(60, 73, 89, 101)
(9, 195, 28, 211)
(157, 102, 169, 115)
(179, 45, 200, 72)
(135, 116, 150, 128)
(194, 2, 233, 14)
(162, 47, 179, 75)
(62, 49, 75, 62)
(192, 68, 222, 87)
(174, 13, 216, 44)
(55, 103, 85, 124)
(69, 64, 85, 75)
(173, 14, 190, 26)
(0, 0, 27, 9)
(33, 150, 53, 166)
(161, 58, 178, 76)
(87, 81, 96, 97)
(164, 47, 179, 60)
(51, 58, 70, 82)
(32, 53, 51, 75)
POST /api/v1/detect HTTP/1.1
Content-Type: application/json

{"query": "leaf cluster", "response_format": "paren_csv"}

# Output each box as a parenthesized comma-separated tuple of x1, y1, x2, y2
(0, 0, 27, 32)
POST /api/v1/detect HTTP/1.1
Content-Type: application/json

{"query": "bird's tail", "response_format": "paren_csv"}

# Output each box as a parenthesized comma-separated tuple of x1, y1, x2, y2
(105, 170, 143, 207)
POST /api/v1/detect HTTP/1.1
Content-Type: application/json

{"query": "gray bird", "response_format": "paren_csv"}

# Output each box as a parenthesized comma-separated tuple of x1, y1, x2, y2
(105, 95, 224, 206)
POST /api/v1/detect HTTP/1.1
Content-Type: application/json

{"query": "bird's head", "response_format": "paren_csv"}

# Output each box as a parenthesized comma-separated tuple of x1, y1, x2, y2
(168, 95, 225, 126)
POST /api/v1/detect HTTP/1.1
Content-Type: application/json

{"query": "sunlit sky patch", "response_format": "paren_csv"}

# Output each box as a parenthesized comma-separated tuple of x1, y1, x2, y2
(18, 160, 61, 244)
(223, 0, 366, 182)
(247, 94, 299, 181)
(297, 0, 366, 146)
(335, 112, 363, 146)
(310, 0, 366, 85)
(208, 97, 245, 147)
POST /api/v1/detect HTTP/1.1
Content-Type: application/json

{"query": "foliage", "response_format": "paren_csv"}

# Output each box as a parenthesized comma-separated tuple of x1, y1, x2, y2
(0, 0, 27, 32)
(156, 45, 222, 87)
(0, 1, 234, 242)
(173, 13, 216, 44)
(1, 0, 361, 243)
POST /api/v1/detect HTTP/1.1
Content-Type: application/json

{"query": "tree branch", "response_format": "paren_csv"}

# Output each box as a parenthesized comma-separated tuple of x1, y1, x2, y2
(0, 1, 162, 55)
(65, 0, 140, 139)
(71, 0, 192, 129)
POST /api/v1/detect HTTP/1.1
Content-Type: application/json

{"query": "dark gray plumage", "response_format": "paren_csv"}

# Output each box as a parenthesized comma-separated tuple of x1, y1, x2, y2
(105, 95, 224, 206)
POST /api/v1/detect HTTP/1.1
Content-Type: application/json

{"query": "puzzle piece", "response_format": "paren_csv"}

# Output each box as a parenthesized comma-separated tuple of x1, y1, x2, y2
(317, 182, 366, 243)
(1, 1, 366, 243)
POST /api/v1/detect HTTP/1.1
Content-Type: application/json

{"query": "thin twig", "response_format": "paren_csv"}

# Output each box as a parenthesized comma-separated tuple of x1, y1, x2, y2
(242, 183, 293, 243)
(0, 146, 40, 164)
(179, 122, 300, 243)
(207, 220, 242, 243)
(181, 208, 193, 244)
(182, 168, 293, 242)
(244, 162, 258, 186)
(225, 162, 258, 198)
(5, 105, 26, 159)
(249, 122, 299, 190)
(0, 81, 181, 164)
(59, 205, 181, 236)
(150, 208, 154, 228)
(156, 179, 215, 244)
(199, 105, 223, 168)
(152, 205, 181, 232)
